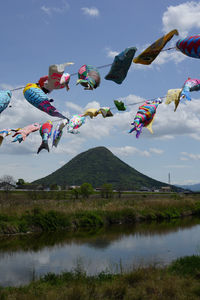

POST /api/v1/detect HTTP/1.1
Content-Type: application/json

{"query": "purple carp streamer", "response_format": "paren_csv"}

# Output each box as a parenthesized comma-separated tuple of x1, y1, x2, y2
(52, 119, 69, 147)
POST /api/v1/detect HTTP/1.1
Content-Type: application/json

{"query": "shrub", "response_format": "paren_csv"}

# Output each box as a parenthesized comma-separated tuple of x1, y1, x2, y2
(80, 183, 94, 199)
(169, 255, 200, 277)
(76, 211, 103, 228)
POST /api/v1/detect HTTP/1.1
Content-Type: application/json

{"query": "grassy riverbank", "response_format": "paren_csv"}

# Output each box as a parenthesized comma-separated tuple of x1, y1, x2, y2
(0, 192, 200, 234)
(1, 255, 200, 299)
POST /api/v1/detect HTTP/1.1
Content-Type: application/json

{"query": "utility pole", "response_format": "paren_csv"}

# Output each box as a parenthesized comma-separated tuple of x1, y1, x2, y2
(168, 172, 171, 185)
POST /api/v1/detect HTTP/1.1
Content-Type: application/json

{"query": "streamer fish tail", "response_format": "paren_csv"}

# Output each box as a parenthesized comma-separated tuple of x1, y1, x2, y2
(37, 140, 49, 154)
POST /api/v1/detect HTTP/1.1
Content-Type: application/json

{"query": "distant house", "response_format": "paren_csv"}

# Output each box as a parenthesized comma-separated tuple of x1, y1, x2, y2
(139, 186, 152, 192)
(43, 186, 50, 191)
(95, 187, 103, 191)
(153, 189, 161, 193)
(68, 185, 81, 190)
(16, 184, 46, 191)
(161, 186, 171, 192)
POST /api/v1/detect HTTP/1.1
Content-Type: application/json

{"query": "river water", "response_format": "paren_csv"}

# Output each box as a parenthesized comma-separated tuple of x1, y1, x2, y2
(0, 217, 200, 287)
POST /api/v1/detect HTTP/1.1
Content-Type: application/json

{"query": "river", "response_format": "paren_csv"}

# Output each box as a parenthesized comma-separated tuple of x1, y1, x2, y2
(0, 217, 200, 286)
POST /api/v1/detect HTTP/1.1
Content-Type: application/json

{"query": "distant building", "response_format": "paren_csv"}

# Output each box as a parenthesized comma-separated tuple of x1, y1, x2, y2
(95, 187, 103, 191)
(16, 184, 46, 191)
(68, 185, 81, 190)
(161, 186, 171, 192)
(139, 186, 152, 192)
(153, 189, 161, 193)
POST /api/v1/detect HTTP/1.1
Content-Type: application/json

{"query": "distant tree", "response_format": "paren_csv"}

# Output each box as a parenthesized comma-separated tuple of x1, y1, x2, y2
(80, 183, 93, 199)
(70, 187, 80, 200)
(16, 178, 25, 187)
(0, 175, 16, 193)
(50, 183, 59, 190)
(116, 184, 123, 198)
(101, 183, 113, 199)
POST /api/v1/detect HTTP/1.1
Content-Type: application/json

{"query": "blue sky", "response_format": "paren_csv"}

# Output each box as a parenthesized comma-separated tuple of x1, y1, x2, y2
(1, 0, 200, 185)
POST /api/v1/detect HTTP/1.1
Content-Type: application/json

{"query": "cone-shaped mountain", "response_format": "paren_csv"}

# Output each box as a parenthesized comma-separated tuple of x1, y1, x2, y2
(33, 146, 168, 190)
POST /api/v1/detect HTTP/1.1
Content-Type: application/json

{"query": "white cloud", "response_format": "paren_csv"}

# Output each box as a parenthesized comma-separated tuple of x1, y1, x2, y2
(153, 49, 186, 66)
(80, 116, 113, 139)
(180, 151, 200, 160)
(84, 101, 100, 110)
(155, 134, 175, 140)
(153, 98, 200, 140)
(124, 94, 144, 105)
(162, 2, 200, 37)
(108, 146, 164, 158)
(109, 146, 150, 157)
(149, 148, 164, 155)
(81, 7, 99, 17)
(41, 1, 69, 16)
(190, 133, 200, 141)
(180, 157, 189, 161)
(65, 101, 83, 113)
(105, 48, 119, 58)
(52, 136, 86, 156)
(41, 6, 51, 15)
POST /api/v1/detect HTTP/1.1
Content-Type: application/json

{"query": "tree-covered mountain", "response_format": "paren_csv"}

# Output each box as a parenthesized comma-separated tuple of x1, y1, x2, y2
(33, 146, 172, 190)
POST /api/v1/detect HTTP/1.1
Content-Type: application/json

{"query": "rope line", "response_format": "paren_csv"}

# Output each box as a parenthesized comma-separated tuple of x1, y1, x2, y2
(67, 63, 113, 77)
(9, 63, 113, 91)
(110, 96, 166, 110)
(161, 46, 176, 52)
(10, 86, 25, 92)
(8, 47, 177, 92)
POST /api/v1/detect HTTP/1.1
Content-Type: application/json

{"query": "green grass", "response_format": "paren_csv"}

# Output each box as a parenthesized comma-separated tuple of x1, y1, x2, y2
(0, 193, 200, 233)
(74, 211, 104, 227)
(1, 256, 200, 299)
(169, 255, 200, 277)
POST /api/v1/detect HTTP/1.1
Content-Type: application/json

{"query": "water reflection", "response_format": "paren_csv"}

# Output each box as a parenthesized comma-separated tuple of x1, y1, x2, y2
(0, 217, 200, 287)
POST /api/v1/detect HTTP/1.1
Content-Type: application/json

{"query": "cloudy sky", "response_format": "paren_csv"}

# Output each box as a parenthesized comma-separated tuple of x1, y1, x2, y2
(1, 0, 200, 185)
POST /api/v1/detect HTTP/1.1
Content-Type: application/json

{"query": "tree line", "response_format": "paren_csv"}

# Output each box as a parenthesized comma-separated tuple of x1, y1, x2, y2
(0, 175, 115, 199)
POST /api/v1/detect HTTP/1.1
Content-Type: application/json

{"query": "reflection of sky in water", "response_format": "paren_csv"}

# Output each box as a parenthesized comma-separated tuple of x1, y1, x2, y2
(0, 224, 200, 286)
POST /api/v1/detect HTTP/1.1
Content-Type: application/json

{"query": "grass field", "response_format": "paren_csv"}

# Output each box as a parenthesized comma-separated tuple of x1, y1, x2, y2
(1, 191, 200, 299)
(0, 191, 200, 234)
(1, 255, 200, 299)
